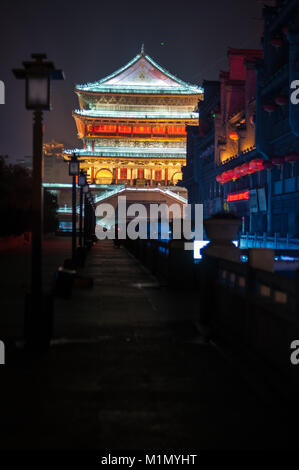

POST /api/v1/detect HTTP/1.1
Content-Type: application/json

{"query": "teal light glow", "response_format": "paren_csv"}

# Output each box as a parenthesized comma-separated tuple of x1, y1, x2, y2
(74, 109, 199, 119)
(76, 53, 203, 95)
(43, 183, 99, 188)
(64, 147, 186, 159)
(94, 185, 187, 204)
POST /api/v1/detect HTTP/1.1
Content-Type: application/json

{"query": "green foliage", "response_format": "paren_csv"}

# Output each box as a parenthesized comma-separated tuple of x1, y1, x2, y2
(0, 156, 58, 236)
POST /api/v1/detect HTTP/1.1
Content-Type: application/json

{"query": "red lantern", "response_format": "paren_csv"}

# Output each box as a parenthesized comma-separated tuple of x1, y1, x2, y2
(270, 37, 283, 48)
(221, 171, 230, 183)
(229, 131, 239, 141)
(249, 158, 264, 172)
(274, 95, 289, 106)
(234, 166, 242, 178)
(263, 160, 274, 170)
(240, 163, 249, 176)
(264, 103, 276, 113)
(224, 170, 234, 181)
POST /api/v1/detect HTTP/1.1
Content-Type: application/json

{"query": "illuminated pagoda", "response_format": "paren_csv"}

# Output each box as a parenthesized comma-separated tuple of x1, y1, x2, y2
(65, 46, 203, 189)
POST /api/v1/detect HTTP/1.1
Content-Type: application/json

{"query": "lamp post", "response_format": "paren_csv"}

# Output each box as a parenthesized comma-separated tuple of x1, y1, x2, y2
(13, 54, 64, 350)
(69, 153, 80, 264)
(78, 170, 87, 248)
(83, 183, 89, 247)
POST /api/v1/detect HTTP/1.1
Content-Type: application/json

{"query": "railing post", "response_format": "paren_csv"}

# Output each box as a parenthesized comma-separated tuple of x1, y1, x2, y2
(198, 256, 218, 338)
(168, 239, 194, 288)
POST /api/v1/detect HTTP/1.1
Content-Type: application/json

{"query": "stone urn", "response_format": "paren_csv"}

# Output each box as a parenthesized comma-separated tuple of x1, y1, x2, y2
(202, 212, 241, 262)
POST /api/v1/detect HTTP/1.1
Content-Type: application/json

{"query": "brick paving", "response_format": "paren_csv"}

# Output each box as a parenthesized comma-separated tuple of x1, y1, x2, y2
(0, 239, 297, 450)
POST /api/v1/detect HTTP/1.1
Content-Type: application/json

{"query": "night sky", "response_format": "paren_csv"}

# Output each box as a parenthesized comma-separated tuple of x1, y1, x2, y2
(0, 0, 263, 161)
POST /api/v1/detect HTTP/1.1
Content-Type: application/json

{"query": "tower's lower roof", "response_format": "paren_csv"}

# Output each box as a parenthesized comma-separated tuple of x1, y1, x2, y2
(64, 147, 186, 159)
(74, 109, 199, 120)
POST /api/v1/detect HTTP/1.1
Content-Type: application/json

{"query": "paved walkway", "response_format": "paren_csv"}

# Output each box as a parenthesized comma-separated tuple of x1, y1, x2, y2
(0, 241, 296, 450)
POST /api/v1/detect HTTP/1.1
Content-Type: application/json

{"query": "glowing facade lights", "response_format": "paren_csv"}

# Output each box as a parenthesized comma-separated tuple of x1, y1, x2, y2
(66, 50, 202, 186)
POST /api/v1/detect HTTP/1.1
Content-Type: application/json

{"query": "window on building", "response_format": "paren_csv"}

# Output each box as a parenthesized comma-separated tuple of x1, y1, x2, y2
(120, 168, 127, 180)
(155, 170, 162, 181)
(137, 168, 144, 179)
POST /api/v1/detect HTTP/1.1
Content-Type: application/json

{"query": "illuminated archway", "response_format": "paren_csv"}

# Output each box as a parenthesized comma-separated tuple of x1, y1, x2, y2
(95, 168, 113, 185)
(172, 171, 183, 185)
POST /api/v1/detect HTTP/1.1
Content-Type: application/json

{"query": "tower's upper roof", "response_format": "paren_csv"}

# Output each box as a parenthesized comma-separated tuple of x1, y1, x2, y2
(76, 51, 203, 95)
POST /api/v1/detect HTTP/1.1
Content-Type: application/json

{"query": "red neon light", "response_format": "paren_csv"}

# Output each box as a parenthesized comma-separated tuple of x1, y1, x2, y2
(94, 125, 117, 133)
(152, 126, 166, 135)
(118, 125, 132, 134)
(167, 126, 187, 135)
(133, 126, 151, 134)
(120, 168, 127, 179)
(227, 190, 250, 202)
(137, 168, 144, 179)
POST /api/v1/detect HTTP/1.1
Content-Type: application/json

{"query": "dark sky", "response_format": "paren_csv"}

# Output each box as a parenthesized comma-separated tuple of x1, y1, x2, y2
(0, 0, 263, 161)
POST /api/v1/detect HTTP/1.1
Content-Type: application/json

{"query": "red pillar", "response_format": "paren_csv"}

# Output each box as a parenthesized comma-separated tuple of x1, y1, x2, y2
(91, 167, 94, 184)
(114, 168, 118, 184)
(150, 169, 153, 186)
(130, 168, 133, 186)
(165, 168, 168, 186)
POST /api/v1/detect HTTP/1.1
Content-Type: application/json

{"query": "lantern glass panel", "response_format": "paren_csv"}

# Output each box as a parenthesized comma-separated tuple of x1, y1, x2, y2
(69, 160, 79, 176)
(78, 174, 86, 186)
(26, 76, 50, 109)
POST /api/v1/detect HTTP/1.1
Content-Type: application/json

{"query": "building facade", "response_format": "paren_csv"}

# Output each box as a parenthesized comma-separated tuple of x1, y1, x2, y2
(65, 47, 203, 188)
(255, 0, 299, 238)
(183, 0, 299, 245)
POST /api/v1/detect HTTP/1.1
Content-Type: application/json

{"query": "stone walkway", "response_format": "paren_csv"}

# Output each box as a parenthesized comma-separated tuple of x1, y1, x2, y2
(0, 241, 296, 450)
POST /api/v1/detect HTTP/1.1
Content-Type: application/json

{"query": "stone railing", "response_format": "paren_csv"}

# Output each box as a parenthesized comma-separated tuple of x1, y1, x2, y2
(123, 236, 299, 397)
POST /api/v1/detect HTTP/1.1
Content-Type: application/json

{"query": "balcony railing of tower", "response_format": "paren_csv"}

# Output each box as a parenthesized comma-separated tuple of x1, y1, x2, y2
(75, 109, 199, 119)
(76, 84, 202, 95)
(64, 147, 186, 158)
(84, 124, 188, 137)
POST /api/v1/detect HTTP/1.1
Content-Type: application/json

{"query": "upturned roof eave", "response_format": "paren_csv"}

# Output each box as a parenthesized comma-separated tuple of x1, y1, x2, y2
(75, 52, 203, 95)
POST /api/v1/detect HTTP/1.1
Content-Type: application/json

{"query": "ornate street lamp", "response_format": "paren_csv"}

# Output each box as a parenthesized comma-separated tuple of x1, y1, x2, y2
(13, 54, 64, 350)
(69, 155, 80, 177)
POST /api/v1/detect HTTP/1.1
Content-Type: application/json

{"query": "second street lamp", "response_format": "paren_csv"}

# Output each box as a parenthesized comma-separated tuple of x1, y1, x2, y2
(83, 185, 89, 247)
(13, 53, 64, 350)
(69, 153, 80, 265)
(78, 170, 87, 248)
